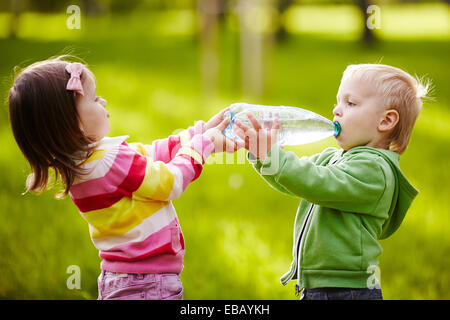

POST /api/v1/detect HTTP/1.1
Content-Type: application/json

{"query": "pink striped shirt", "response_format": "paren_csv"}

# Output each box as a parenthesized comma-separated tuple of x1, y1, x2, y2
(69, 120, 214, 274)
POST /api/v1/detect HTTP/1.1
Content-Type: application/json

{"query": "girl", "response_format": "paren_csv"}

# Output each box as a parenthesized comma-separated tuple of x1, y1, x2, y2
(8, 56, 240, 300)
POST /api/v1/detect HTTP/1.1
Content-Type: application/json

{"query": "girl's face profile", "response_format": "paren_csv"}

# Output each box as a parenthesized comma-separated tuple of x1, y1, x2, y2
(75, 69, 110, 141)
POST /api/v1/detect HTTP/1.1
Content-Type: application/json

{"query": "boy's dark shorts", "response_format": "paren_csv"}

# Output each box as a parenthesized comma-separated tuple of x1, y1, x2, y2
(300, 287, 383, 300)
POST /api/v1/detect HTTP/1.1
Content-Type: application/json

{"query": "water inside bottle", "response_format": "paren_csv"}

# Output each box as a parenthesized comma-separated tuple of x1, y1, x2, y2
(278, 119, 336, 145)
(224, 103, 340, 146)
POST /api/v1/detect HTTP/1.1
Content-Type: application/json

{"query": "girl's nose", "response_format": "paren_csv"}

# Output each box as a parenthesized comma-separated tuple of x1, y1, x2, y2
(99, 97, 107, 108)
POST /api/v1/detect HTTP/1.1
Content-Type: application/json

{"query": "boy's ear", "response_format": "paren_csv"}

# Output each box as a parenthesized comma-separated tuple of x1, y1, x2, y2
(378, 109, 399, 132)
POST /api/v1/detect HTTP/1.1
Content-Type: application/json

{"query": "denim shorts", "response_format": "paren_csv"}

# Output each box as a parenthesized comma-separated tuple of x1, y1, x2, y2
(300, 287, 383, 300)
(97, 270, 183, 300)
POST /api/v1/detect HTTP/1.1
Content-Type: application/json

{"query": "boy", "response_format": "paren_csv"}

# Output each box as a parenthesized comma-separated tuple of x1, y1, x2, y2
(233, 64, 429, 300)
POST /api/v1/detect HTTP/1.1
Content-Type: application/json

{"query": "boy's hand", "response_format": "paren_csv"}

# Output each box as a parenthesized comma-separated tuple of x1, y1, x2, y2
(233, 112, 280, 161)
(204, 118, 244, 154)
(204, 107, 229, 131)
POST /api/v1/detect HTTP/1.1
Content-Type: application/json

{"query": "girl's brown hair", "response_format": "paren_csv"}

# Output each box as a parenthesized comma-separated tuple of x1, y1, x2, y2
(8, 56, 96, 197)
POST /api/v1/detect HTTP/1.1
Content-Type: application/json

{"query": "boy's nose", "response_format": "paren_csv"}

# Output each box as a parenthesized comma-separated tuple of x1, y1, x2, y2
(100, 98, 107, 107)
(333, 104, 342, 117)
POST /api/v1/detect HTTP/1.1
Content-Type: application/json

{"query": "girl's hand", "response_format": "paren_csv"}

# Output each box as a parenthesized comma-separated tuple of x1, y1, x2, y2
(233, 112, 280, 161)
(204, 118, 244, 154)
(204, 107, 230, 131)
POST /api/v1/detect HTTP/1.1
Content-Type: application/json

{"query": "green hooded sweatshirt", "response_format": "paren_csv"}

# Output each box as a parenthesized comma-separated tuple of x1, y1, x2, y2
(249, 145, 418, 290)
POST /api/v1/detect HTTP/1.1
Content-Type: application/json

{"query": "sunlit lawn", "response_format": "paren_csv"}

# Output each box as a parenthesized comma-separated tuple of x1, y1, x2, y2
(284, 3, 449, 40)
(0, 4, 449, 299)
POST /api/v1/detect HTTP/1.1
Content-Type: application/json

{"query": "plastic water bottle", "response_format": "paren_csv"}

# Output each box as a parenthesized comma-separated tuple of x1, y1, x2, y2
(224, 103, 341, 146)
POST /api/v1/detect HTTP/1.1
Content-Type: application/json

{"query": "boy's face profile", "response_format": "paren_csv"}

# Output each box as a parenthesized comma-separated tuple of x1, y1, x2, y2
(333, 75, 397, 151)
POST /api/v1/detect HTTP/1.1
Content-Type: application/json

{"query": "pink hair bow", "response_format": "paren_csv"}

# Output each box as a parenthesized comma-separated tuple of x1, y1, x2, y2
(65, 62, 84, 96)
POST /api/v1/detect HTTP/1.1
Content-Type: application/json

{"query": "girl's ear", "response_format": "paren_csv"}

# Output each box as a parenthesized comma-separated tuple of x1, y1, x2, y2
(379, 109, 399, 132)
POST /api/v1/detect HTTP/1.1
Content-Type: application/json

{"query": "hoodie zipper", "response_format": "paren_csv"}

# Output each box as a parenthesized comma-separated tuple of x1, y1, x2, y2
(290, 155, 342, 296)
(293, 203, 315, 296)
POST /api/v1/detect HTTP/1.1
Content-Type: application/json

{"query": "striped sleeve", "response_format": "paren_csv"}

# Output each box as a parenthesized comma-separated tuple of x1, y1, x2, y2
(133, 134, 213, 202)
(144, 120, 205, 163)
(70, 134, 214, 213)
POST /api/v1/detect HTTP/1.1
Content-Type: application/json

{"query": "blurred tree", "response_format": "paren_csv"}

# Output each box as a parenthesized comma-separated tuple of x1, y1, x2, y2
(28, 0, 70, 12)
(356, 0, 376, 44)
(107, 0, 141, 13)
(80, 0, 103, 16)
(274, 0, 294, 42)
(236, 0, 268, 98)
(217, 0, 228, 23)
(8, 0, 25, 38)
(287, 0, 380, 44)
(198, 0, 220, 98)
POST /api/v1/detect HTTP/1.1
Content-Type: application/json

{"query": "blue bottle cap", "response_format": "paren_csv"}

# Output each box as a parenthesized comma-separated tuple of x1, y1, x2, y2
(224, 111, 235, 139)
(333, 121, 341, 137)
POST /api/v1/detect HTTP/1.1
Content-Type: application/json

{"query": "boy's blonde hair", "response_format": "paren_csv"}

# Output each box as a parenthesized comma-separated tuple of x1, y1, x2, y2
(342, 63, 430, 154)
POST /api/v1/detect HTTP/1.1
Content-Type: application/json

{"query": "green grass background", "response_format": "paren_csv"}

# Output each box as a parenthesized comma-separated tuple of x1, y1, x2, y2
(0, 3, 449, 299)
